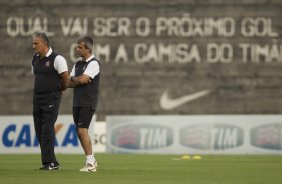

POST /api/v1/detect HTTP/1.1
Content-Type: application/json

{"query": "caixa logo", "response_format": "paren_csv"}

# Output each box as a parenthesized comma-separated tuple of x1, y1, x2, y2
(2, 123, 79, 147)
(110, 124, 173, 150)
(250, 123, 282, 150)
(179, 124, 243, 150)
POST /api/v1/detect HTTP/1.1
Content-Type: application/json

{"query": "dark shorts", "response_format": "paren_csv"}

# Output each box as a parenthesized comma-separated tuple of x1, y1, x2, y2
(73, 107, 95, 128)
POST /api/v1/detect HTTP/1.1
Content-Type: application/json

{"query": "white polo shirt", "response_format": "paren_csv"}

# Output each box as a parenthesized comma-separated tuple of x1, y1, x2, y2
(31, 47, 68, 74)
(70, 55, 100, 78)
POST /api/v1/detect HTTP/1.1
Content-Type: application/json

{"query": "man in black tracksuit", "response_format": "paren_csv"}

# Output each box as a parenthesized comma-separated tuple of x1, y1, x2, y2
(67, 36, 100, 172)
(32, 32, 68, 170)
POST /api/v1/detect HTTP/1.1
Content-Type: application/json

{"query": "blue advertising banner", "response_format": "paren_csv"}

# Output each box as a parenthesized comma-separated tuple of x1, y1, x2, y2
(0, 115, 96, 154)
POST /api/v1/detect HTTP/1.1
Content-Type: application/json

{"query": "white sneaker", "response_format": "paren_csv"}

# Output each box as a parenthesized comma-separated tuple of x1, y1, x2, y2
(79, 161, 98, 172)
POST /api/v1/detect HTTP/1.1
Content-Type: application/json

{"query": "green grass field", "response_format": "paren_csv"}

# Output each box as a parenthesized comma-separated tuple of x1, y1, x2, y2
(0, 154, 282, 184)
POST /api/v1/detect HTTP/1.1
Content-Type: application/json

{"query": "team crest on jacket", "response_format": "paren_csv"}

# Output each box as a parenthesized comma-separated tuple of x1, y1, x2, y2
(45, 61, 50, 67)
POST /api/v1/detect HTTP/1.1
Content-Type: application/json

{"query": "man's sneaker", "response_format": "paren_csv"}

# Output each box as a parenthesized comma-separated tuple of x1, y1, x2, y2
(79, 161, 97, 172)
(39, 163, 60, 170)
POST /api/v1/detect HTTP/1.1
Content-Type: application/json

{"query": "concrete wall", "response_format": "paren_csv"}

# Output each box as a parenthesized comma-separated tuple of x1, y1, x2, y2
(0, 0, 282, 120)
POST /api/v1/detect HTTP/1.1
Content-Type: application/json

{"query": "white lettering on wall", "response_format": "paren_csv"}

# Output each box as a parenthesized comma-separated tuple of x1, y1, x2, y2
(61, 17, 88, 36)
(241, 17, 278, 37)
(93, 17, 131, 37)
(155, 15, 235, 37)
(7, 17, 54, 37)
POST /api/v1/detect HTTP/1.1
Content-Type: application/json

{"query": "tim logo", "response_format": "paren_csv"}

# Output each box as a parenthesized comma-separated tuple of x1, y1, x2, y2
(180, 124, 243, 150)
(250, 123, 282, 150)
(110, 124, 173, 150)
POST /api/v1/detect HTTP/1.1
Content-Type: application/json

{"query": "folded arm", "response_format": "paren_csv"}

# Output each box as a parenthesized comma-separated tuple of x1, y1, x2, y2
(67, 74, 91, 88)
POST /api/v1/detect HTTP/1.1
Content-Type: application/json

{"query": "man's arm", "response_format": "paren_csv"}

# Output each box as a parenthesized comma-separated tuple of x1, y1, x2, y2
(54, 55, 69, 91)
(60, 71, 69, 91)
(67, 74, 91, 88)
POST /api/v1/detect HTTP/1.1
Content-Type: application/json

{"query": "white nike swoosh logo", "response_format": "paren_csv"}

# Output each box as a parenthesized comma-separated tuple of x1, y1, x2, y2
(160, 89, 211, 110)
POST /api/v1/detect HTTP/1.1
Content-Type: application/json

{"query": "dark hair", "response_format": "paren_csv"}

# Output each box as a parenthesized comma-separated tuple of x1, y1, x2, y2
(33, 32, 50, 46)
(78, 36, 93, 51)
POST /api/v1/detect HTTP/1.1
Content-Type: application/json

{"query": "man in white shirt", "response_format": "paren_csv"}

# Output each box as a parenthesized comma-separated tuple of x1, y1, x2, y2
(32, 32, 69, 170)
(67, 36, 100, 172)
